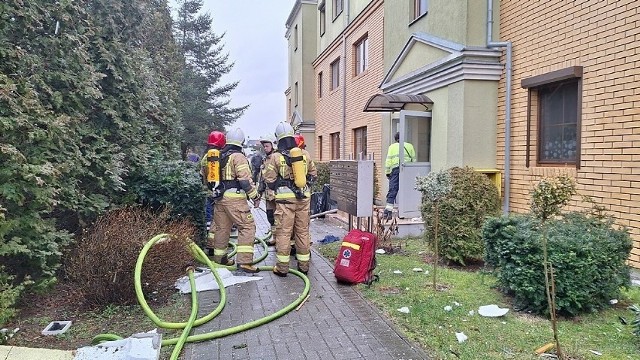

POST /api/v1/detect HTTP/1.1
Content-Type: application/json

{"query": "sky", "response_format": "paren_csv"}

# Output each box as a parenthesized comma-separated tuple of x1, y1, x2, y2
(194, 0, 297, 140)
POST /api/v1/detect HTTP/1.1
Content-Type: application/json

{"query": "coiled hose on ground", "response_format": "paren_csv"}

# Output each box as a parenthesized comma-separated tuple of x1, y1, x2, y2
(92, 232, 311, 360)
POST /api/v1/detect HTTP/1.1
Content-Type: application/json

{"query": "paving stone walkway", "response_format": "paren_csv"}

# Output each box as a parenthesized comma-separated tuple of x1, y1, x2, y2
(182, 205, 429, 360)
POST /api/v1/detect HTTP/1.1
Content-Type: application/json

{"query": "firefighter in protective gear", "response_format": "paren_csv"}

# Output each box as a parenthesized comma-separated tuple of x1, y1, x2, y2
(258, 134, 277, 246)
(208, 128, 261, 273)
(383, 131, 416, 220)
(263, 122, 317, 276)
(201, 131, 227, 231)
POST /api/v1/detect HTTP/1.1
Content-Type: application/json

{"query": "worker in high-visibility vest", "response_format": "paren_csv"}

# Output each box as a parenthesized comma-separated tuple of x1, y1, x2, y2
(209, 128, 261, 273)
(263, 122, 317, 276)
(383, 132, 416, 220)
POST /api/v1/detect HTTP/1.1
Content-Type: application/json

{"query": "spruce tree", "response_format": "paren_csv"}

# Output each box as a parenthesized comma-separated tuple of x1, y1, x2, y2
(174, 0, 247, 155)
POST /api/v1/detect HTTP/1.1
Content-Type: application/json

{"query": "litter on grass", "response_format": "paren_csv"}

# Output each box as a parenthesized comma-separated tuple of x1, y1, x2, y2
(478, 304, 509, 317)
(393, 270, 403, 274)
(412, 268, 423, 272)
(455, 332, 468, 343)
(375, 249, 386, 254)
(444, 306, 453, 312)
(397, 307, 410, 314)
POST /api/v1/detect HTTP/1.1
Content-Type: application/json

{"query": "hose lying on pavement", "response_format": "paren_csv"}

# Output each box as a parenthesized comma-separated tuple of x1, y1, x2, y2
(92, 233, 310, 360)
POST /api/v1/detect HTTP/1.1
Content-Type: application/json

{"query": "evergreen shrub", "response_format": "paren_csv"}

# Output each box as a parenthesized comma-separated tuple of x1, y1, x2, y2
(483, 213, 632, 316)
(131, 160, 207, 242)
(420, 167, 501, 265)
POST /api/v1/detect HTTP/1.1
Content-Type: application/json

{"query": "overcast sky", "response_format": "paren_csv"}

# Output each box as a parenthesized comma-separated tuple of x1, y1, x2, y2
(192, 0, 296, 140)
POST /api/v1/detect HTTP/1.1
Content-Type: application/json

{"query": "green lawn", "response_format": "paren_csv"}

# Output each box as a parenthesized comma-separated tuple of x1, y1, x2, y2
(317, 238, 640, 360)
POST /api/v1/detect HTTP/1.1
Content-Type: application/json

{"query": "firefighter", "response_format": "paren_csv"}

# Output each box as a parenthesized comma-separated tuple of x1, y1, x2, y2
(200, 131, 226, 232)
(263, 122, 317, 276)
(208, 128, 261, 273)
(258, 134, 277, 246)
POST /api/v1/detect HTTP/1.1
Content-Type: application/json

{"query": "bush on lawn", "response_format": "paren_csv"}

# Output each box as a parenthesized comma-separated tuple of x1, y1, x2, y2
(483, 212, 632, 316)
(419, 167, 501, 265)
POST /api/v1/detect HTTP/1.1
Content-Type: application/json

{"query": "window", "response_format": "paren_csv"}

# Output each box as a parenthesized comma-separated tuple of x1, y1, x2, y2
(412, 0, 428, 21)
(295, 82, 299, 106)
(333, 0, 343, 20)
(522, 66, 582, 167)
(319, 4, 326, 36)
(317, 72, 323, 98)
(538, 81, 579, 164)
(288, 98, 291, 118)
(330, 132, 340, 159)
(353, 127, 367, 159)
(318, 135, 323, 161)
(294, 25, 298, 51)
(354, 35, 368, 76)
(330, 58, 340, 90)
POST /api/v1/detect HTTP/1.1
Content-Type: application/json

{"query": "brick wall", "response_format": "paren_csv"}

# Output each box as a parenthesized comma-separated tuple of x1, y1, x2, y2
(499, 0, 640, 266)
(313, 0, 385, 193)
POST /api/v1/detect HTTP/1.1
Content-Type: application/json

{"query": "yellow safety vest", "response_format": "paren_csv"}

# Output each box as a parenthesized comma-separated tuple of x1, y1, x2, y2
(385, 142, 416, 174)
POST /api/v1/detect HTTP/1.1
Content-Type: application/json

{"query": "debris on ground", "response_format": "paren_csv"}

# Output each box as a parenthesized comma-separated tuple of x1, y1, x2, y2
(455, 332, 468, 343)
(478, 304, 509, 317)
(534, 342, 555, 355)
(444, 306, 453, 312)
(318, 235, 340, 244)
(589, 350, 602, 356)
(412, 267, 423, 272)
(397, 307, 410, 314)
(609, 299, 618, 305)
(375, 249, 386, 254)
(393, 270, 403, 274)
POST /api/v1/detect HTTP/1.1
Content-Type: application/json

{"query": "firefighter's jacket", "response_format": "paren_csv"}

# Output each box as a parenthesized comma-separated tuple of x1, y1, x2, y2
(263, 149, 317, 201)
(219, 152, 259, 200)
(384, 142, 416, 175)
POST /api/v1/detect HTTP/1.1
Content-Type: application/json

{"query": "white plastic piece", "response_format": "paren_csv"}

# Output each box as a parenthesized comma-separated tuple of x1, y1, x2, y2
(455, 332, 468, 343)
(478, 304, 509, 317)
(397, 307, 410, 314)
(453, 301, 461, 307)
(375, 249, 386, 254)
(444, 305, 453, 312)
(175, 268, 262, 293)
(393, 270, 403, 274)
(412, 268, 423, 272)
(42, 321, 72, 335)
(609, 299, 618, 305)
(589, 350, 602, 356)
(75, 331, 161, 360)
(468, 310, 475, 316)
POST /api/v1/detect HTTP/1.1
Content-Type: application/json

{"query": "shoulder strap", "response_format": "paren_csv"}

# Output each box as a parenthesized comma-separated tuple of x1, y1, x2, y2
(403, 144, 414, 162)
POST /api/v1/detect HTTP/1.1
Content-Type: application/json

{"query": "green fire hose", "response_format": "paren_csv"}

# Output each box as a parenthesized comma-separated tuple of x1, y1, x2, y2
(92, 232, 311, 360)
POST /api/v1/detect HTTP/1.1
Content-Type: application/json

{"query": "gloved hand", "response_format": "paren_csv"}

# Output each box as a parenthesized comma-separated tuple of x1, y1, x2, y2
(252, 198, 261, 208)
(386, 173, 390, 179)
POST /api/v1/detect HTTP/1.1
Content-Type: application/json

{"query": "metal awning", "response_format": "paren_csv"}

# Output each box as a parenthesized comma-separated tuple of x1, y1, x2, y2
(363, 93, 433, 112)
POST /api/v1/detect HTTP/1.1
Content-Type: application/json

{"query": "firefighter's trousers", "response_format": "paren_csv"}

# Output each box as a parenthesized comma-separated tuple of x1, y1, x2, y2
(274, 198, 311, 273)
(209, 195, 256, 265)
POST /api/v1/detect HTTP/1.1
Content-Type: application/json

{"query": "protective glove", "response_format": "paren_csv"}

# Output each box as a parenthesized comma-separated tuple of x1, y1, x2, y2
(252, 198, 261, 208)
(386, 173, 390, 179)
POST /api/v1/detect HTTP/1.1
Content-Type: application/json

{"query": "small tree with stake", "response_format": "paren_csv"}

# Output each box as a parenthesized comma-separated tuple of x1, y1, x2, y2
(416, 170, 452, 290)
(530, 174, 576, 360)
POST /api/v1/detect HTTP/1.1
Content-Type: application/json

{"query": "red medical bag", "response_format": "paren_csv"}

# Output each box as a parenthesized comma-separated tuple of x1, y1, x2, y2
(334, 229, 378, 285)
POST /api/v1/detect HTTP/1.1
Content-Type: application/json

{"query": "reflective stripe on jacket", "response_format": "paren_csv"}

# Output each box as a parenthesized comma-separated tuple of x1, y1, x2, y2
(385, 142, 416, 174)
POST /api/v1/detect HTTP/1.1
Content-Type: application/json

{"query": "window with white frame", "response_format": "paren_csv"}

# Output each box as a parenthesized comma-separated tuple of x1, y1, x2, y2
(319, 4, 326, 36)
(354, 35, 368, 76)
(330, 58, 340, 90)
(333, 0, 343, 20)
(412, 0, 428, 21)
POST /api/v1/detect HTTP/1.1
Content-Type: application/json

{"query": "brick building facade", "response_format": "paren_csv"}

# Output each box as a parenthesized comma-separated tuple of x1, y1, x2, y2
(313, 0, 385, 188)
(498, 0, 640, 266)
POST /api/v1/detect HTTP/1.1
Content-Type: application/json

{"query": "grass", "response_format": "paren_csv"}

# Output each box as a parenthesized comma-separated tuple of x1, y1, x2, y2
(318, 238, 640, 360)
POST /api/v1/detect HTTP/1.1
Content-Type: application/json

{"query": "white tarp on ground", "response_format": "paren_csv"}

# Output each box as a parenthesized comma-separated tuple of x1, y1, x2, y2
(75, 332, 161, 360)
(174, 268, 262, 294)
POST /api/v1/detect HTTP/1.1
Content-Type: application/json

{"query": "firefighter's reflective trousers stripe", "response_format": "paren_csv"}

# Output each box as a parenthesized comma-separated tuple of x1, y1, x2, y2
(274, 198, 311, 273)
(208, 194, 256, 265)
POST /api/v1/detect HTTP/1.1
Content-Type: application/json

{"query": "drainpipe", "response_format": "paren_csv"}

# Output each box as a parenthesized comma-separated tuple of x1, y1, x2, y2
(486, 0, 512, 215)
(341, 0, 350, 159)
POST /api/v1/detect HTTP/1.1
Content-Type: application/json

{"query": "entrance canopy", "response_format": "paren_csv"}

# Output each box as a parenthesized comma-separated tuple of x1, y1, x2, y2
(363, 94, 433, 112)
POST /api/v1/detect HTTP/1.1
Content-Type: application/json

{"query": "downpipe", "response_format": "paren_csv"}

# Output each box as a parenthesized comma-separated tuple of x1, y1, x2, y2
(487, 0, 512, 215)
